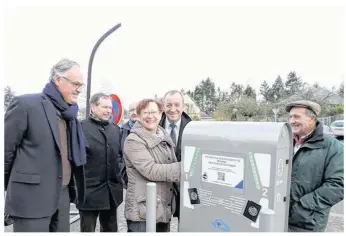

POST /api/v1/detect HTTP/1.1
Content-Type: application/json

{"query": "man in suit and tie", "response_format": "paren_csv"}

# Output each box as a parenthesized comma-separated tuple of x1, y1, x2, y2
(4, 58, 86, 232)
(159, 90, 191, 220)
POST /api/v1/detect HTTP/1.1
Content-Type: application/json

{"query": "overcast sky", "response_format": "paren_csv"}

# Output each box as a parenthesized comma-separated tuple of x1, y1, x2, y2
(4, 2, 345, 109)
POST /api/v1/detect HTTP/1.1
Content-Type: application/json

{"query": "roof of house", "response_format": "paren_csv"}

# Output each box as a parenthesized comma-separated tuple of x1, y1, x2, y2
(327, 94, 344, 105)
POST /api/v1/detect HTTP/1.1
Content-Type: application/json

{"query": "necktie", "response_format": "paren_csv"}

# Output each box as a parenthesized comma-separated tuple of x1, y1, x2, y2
(170, 123, 177, 145)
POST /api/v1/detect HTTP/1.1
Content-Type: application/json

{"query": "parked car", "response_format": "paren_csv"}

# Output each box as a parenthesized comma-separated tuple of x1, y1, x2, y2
(330, 120, 344, 138)
(323, 125, 336, 138)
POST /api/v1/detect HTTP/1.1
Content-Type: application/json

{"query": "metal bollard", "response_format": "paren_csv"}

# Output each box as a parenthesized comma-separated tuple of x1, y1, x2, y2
(259, 208, 275, 232)
(146, 182, 157, 232)
(69, 205, 80, 224)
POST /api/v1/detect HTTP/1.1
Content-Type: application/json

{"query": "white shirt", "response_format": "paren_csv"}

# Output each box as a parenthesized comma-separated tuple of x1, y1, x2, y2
(165, 118, 181, 144)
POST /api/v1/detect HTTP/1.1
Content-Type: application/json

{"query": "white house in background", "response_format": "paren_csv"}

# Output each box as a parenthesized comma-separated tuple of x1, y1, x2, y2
(182, 90, 201, 120)
(327, 94, 344, 106)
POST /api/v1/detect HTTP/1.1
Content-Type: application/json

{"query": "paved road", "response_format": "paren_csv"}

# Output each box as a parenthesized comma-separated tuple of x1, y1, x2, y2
(4, 193, 343, 232)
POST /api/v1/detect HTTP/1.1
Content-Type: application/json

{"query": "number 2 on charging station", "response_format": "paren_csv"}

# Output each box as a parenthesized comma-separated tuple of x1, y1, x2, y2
(262, 188, 268, 197)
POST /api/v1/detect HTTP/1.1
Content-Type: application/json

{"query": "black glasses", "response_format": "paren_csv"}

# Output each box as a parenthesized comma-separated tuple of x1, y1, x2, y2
(60, 76, 85, 89)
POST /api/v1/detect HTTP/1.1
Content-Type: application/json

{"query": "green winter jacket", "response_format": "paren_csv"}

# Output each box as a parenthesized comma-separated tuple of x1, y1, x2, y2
(288, 121, 344, 232)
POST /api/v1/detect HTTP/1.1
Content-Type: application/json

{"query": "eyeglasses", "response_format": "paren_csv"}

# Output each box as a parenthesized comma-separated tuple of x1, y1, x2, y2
(60, 76, 85, 89)
(142, 111, 158, 117)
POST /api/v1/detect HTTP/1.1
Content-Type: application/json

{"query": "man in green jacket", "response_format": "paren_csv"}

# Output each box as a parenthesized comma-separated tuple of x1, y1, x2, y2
(285, 100, 344, 232)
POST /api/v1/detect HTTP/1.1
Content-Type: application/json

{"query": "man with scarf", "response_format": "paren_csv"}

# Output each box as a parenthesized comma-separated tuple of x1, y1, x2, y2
(120, 101, 138, 188)
(4, 58, 86, 232)
(77, 92, 124, 232)
(285, 100, 344, 232)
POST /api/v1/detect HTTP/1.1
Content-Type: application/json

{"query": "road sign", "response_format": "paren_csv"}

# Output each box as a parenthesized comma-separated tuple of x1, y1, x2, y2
(109, 94, 123, 125)
(272, 108, 280, 122)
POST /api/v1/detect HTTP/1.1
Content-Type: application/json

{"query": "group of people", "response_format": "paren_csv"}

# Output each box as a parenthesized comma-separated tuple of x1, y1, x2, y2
(4, 58, 343, 232)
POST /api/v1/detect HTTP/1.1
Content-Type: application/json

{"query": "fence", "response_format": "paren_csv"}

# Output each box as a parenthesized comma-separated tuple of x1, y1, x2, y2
(229, 115, 288, 122)
(318, 114, 344, 126)
(229, 114, 344, 125)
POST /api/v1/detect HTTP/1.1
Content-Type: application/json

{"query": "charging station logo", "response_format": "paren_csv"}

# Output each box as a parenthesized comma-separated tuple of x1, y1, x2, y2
(211, 219, 230, 232)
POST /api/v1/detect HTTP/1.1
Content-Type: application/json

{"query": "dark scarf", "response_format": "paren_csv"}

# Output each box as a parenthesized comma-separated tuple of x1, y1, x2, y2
(129, 119, 136, 128)
(43, 82, 87, 166)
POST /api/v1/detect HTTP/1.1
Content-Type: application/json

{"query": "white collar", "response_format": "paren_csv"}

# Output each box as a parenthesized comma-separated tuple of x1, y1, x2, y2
(165, 117, 181, 129)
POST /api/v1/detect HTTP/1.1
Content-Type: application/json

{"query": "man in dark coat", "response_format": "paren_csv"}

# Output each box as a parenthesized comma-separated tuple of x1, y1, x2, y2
(4, 58, 86, 232)
(159, 90, 192, 220)
(120, 102, 139, 151)
(120, 101, 138, 188)
(285, 100, 344, 232)
(77, 92, 124, 232)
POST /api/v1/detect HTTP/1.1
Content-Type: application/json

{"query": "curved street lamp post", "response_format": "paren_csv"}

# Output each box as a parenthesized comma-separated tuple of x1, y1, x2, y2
(69, 23, 122, 225)
(85, 23, 122, 118)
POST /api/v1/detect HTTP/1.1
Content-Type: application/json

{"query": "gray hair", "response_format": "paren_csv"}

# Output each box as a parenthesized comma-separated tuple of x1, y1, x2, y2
(163, 90, 184, 104)
(305, 108, 317, 120)
(49, 58, 79, 81)
(90, 92, 110, 106)
(128, 102, 138, 110)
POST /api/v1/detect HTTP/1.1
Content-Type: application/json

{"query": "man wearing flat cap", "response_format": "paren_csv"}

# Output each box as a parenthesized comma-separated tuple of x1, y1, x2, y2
(285, 100, 344, 232)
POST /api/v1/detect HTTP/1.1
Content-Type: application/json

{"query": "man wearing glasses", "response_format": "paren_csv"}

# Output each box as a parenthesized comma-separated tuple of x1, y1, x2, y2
(4, 58, 86, 232)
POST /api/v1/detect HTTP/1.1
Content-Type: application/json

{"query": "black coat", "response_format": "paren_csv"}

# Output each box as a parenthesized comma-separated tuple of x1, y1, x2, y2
(120, 120, 132, 152)
(159, 112, 192, 162)
(4, 94, 85, 218)
(119, 120, 136, 188)
(159, 111, 191, 218)
(77, 117, 124, 210)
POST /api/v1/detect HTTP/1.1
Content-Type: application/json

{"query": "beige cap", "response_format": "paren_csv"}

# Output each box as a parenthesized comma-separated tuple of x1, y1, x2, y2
(285, 100, 321, 116)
